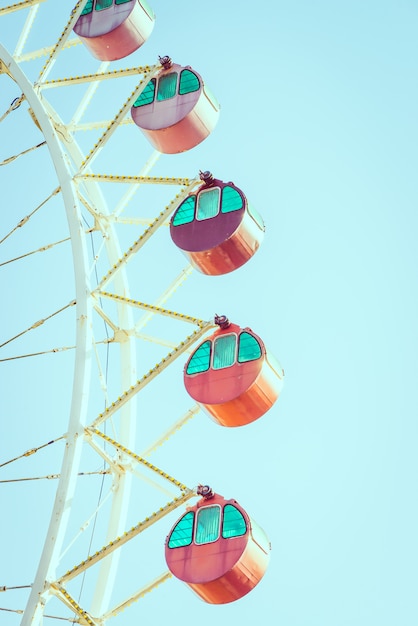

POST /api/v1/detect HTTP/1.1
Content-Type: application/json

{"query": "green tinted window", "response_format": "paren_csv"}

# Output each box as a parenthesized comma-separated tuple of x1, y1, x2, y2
(95, 0, 113, 10)
(116, 0, 132, 4)
(213, 334, 236, 369)
(222, 504, 247, 538)
(157, 73, 177, 101)
(168, 511, 194, 548)
(172, 196, 196, 226)
(133, 79, 156, 107)
(195, 506, 220, 544)
(238, 332, 262, 363)
(81, 0, 93, 14)
(221, 185, 243, 213)
(196, 188, 220, 221)
(179, 69, 200, 95)
(186, 340, 211, 374)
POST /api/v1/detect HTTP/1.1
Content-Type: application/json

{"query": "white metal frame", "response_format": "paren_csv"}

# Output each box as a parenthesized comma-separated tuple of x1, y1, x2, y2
(0, 1, 215, 623)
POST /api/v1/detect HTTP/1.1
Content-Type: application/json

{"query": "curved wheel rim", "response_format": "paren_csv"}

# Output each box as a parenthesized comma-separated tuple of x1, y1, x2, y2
(0, 41, 95, 625)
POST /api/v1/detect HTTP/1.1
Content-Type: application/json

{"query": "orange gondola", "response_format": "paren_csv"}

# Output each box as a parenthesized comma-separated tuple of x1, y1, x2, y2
(131, 56, 220, 154)
(184, 316, 284, 427)
(74, 0, 155, 61)
(170, 171, 265, 275)
(165, 487, 271, 604)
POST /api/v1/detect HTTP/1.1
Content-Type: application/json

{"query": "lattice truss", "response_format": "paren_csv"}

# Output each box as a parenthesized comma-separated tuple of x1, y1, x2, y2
(0, 1, 219, 623)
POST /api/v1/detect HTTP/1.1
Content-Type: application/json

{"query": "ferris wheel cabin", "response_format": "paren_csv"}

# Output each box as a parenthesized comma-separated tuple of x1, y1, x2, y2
(131, 58, 220, 153)
(74, 0, 155, 61)
(184, 317, 284, 427)
(170, 172, 265, 275)
(165, 490, 271, 604)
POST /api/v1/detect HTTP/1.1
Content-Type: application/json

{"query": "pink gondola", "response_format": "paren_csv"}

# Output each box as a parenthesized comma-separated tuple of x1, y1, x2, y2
(131, 57, 220, 154)
(184, 316, 284, 427)
(165, 487, 271, 604)
(170, 171, 265, 275)
(74, 0, 155, 61)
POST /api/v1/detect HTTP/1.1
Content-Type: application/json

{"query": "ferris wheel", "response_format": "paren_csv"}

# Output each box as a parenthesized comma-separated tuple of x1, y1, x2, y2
(0, 2, 284, 624)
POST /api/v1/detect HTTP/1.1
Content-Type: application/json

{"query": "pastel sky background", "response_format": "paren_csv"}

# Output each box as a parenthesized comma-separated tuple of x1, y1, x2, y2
(0, 1, 417, 625)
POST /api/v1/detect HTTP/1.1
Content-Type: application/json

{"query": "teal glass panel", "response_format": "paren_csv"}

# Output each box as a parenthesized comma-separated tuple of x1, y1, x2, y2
(247, 202, 265, 229)
(238, 332, 262, 363)
(133, 79, 156, 107)
(168, 511, 194, 548)
(221, 185, 243, 213)
(222, 504, 247, 538)
(179, 69, 200, 95)
(195, 506, 220, 544)
(95, 0, 113, 10)
(172, 196, 196, 226)
(81, 0, 94, 15)
(186, 340, 211, 375)
(157, 73, 177, 101)
(213, 334, 236, 370)
(116, 0, 132, 4)
(196, 188, 220, 221)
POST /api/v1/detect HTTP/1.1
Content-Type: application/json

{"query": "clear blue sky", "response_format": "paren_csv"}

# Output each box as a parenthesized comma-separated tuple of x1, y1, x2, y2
(1, 1, 417, 625)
